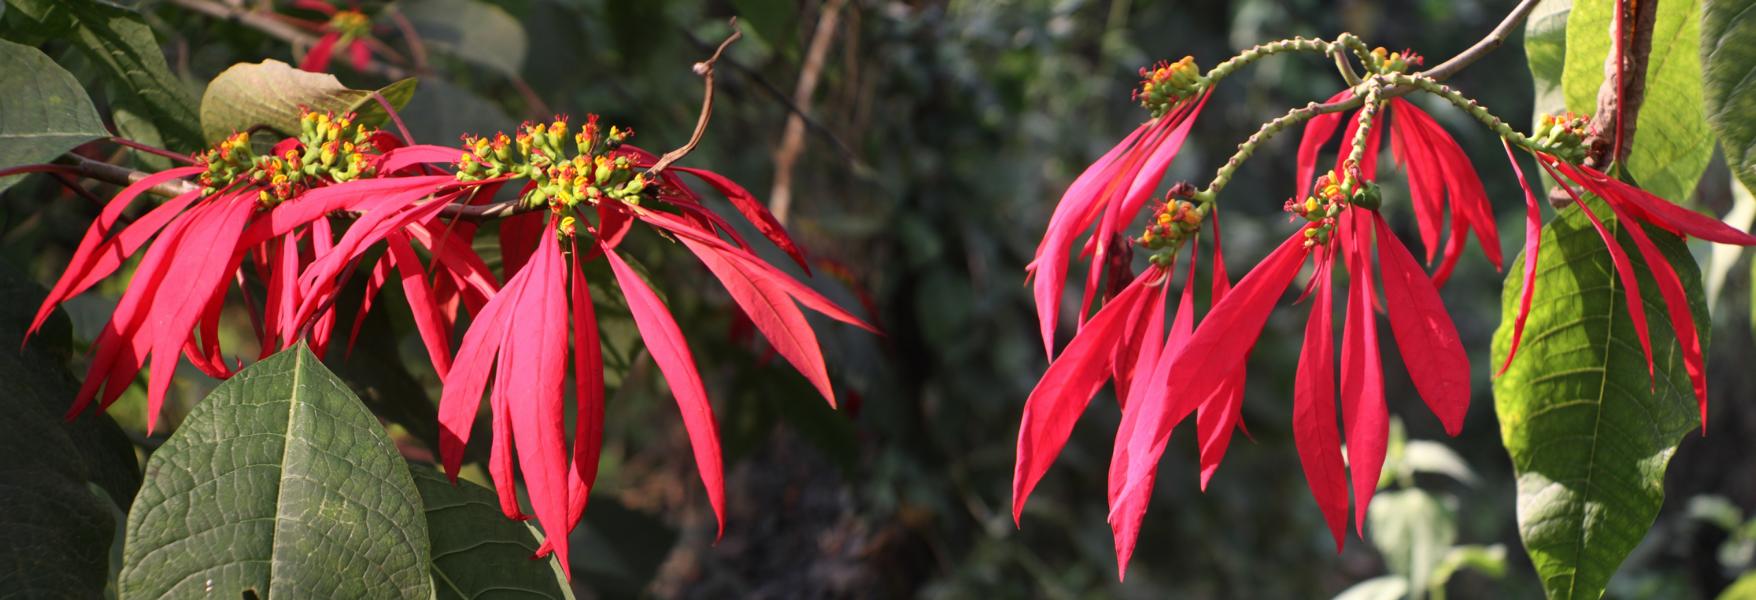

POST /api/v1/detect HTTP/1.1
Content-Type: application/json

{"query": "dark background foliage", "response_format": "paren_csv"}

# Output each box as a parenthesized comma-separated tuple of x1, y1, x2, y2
(3, 0, 1753, 597)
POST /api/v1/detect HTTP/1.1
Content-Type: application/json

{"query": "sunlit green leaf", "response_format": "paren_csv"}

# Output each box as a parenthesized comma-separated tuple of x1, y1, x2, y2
(1491, 196, 1708, 599)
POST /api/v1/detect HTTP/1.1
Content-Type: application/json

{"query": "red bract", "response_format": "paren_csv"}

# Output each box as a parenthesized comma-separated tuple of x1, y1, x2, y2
(1014, 192, 1244, 578)
(1299, 87, 1500, 286)
(29, 111, 442, 432)
(426, 116, 874, 575)
(292, 0, 374, 73)
(1170, 169, 1469, 549)
(1029, 57, 1211, 357)
(1498, 146, 1756, 428)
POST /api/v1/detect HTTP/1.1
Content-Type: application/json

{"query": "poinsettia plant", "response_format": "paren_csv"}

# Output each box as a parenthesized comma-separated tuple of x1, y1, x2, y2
(1014, 0, 1756, 593)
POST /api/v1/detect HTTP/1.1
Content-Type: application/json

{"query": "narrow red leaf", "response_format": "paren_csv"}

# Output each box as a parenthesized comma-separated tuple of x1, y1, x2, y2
(1498, 142, 1544, 376)
(504, 227, 573, 575)
(1541, 160, 1657, 382)
(566, 245, 605, 529)
(387, 231, 455, 379)
(1373, 213, 1470, 435)
(674, 166, 812, 274)
(499, 211, 544, 280)
(1338, 210, 1387, 536)
(604, 244, 726, 538)
(1013, 272, 1156, 524)
(1562, 161, 1756, 246)
(1294, 249, 1347, 550)
(1606, 201, 1709, 428)
(680, 236, 837, 407)
(302, 32, 340, 72)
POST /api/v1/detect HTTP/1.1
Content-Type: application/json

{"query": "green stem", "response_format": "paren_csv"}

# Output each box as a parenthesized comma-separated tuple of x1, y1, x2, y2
(1345, 85, 1383, 168)
(1380, 72, 1538, 150)
(1191, 98, 1358, 205)
(1200, 36, 1348, 86)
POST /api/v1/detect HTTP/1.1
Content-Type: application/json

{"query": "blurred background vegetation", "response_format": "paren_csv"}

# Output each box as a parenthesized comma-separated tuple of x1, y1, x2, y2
(4, 0, 1755, 597)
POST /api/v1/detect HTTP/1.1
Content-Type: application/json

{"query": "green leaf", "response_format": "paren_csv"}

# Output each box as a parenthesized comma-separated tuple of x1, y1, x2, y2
(1490, 196, 1709, 599)
(396, 0, 527, 77)
(1722, 572, 1756, 600)
(1334, 575, 1411, 600)
(1400, 441, 1477, 486)
(409, 466, 574, 600)
(0, 38, 108, 194)
(1562, 0, 1715, 204)
(1525, 0, 1573, 133)
(1704, 0, 1756, 191)
(119, 344, 432, 600)
(199, 60, 417, 144)
(0, 262, 125, 598)
(1367, 489, 1456, 597)
(7, 0, 203, 152)
(1429, 544, 1508, 594)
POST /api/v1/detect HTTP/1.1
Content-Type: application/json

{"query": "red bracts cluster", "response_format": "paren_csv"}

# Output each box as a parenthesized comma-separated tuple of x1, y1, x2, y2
(1029, 57, 1210, 357)
(1499, 114, 1756, 426)
(1014, 51, 1756, 578)
(30, 111, 873, 577)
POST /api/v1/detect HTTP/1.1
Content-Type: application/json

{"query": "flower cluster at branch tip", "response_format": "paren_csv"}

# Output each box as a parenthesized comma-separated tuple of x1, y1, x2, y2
(1366, 47, 1423, 74)
(1533, 111, 1591, 164)
(455, 115, 646, 212)
(1286, 166, 1378, 247)
(1135, 57, 1203, 118)
(194, 109, 381, 204)
(1137, 183, 1203, 266)
(327, 9, 371, 42)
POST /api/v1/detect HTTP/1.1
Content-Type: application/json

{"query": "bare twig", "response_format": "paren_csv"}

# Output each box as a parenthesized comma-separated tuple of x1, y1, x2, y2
(677, 26, 865, 170)
(646, 20, 743, 176)
(59, 154, 200, 197)
(1420, 0, 1544, 81)
(1547, 0, 1657, 207)
(768, 0, 849, 226)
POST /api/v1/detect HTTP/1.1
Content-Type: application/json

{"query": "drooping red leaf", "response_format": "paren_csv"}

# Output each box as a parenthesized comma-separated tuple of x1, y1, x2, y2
(1106, 270, 1181, 580)
(437, 261, 520, 477)
(1606, 201, 1709, 428)
(1560, 161, 1756, 246)
(302, 32, 340, 72)
(1335, 109, 1383, 178)
(30, 166, 204, 340)
(1012, 271, 1156, 524)
(1373, 213, 1469, 435)
(566, 245, 605, 529)
(637, 210, 877, 333)
(673, 166, 812, 274)
(504, 226, 574, 575)
(1030, 122, 1156, 356)
(1166, 231, 1311, 427)
(1498, 142, 1544, 376)
(1294, 248, 1347, 550)
(1541, 159, 1656, 382)
(680, 236, 837, 407)
(386, 231, 455, 379)
(144, 199, 255, 433)
(603, 244, 726, 538)
(1388, 102, 1447, 262)
(346, 40, 370, 72)
(1338, 209, 1387, 536)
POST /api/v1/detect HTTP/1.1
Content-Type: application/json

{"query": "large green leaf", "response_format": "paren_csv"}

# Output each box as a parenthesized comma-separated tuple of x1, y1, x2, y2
(0, 38, 108, 194)
(119, 344, 432, 600)
(1561, 0, 1714, 204)
(1704, 0, 1756, 190)
(0, 263, 132, 598)
(1491, 197, 1709, 599)
(199, 60, 417, 143)
(409, 466, 573, 600)
(397, 0, 527, 77)
(7, 0, 202, 152)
